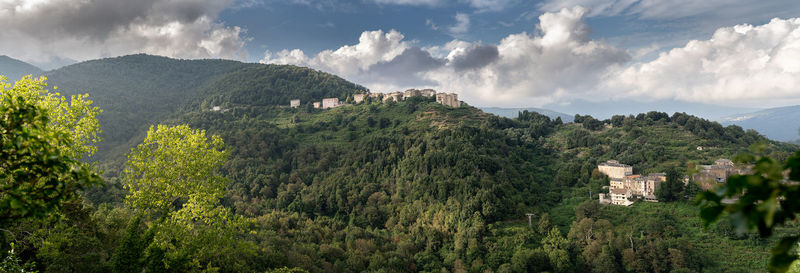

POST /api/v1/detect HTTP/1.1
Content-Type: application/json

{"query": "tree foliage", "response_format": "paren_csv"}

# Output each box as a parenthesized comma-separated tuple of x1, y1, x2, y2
(697, 148, 800, 272)
(0, 76, 101, 221)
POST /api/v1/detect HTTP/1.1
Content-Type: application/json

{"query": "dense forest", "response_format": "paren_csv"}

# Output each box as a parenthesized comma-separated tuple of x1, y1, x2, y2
(2, 55, 799, 273)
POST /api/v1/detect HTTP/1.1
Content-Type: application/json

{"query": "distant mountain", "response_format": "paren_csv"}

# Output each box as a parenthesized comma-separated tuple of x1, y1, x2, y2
(541, 99, 761, 120)
(0, 55, 43, 81)
(481, 107, 574, 122)
(718, 105, 800, 142)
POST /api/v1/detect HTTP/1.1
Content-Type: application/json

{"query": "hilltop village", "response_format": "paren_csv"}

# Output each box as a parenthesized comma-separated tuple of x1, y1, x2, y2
(288, 88, 462, 110)
(598, 159, 748, 206)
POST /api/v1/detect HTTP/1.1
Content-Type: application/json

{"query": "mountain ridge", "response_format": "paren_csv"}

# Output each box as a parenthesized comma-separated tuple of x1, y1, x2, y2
(0, 55, 43, 82)
(718, 105, 800, 142)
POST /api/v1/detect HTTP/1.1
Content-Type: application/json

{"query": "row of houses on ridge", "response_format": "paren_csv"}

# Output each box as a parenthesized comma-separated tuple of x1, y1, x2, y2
(287, 88, 462, 110)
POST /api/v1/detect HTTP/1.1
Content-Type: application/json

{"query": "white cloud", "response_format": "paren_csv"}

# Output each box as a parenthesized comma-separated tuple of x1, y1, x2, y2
(262, 29, 410, 78)
(260, 5, 800, 108)
(538, 0, 800, 20)
(607, 17, 800, 107)
(0, 0, 248, 65)
(262, 6, 629, 105)
(427, 6, 629, 105)
(448, 13, 471, 35)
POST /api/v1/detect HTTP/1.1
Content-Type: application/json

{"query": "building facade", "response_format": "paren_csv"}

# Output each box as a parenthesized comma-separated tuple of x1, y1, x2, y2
(353, 94, 365, 103)
(290, 99, 300, 108)
(598, 160, 633, 180)
(322, 98, 339, 109)
(610, 189, 634, 206)
(436, 93, 461, 107)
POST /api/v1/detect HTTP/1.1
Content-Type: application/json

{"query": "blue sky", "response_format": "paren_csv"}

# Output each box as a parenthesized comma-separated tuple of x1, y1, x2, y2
(220, 0, 799, 62)
(1, 0, 800, 113)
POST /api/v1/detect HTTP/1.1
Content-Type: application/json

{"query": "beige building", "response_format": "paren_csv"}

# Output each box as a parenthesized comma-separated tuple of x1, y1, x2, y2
(622, 175, 646, 196)
(644, 173, 666, 196)
(322, 98, 340, 109)
(290, 99, 300, 108)
(421, 89, 436, 97)
(313, 102, 321, 108)
(404, 89, 422, 99)
(383, 92, 403, 102)
(610, 189, 634, 206)
(598, 160, 633, 180)
(353, 94, 365, 103)
(436, 93, 461, 107)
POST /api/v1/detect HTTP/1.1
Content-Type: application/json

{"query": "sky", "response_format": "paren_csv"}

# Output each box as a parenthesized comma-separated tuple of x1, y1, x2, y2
(2, 0, 800, 113)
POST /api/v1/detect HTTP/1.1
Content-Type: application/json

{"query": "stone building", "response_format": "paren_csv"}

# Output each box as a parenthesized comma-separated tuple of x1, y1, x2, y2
(290, 99, 300, 108)
(353, 94, 365, 103)
(598, 160, 633, 180)
(644, 173, 666, 196)
(421, 89, 436, 97)
(436, 93, 461, 107)
(693, 158, 747, 189)
(322, 98, 340, 109)
(383, 92, 403, 102)
(404, 89, 422, 99)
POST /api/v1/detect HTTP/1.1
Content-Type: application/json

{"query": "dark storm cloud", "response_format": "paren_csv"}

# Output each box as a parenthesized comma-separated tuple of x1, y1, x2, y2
(0, 0, 246, 63)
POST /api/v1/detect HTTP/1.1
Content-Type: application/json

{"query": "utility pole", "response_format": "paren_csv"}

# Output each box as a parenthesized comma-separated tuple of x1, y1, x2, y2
(526, 213, 535, 228)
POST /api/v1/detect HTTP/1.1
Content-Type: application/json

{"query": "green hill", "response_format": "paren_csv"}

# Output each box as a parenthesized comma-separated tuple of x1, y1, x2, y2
(0, 55, 43, 81)
(6, 54, 798, 273)
(43, 54, 366, 164)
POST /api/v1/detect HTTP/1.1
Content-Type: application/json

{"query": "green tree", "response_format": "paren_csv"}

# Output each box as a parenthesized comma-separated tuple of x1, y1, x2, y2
(655, 167, 684, 202)
(122, 124, 239, 270)
(542, 227, 571, 273)
(1, 76, 101, 221)
(697, 149, 800, 272)
(123, 124, 230, 225)
(110, 216, 150, 273)
(1, 75, 101, 158)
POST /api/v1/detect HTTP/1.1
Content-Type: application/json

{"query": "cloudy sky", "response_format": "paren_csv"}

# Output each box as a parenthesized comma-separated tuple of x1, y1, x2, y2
(2, 0, 800, 112)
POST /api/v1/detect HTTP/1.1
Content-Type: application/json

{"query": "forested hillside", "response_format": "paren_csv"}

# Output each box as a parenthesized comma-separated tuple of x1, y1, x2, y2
(43, 54, 366, 164)
(2, 55, 799, 273)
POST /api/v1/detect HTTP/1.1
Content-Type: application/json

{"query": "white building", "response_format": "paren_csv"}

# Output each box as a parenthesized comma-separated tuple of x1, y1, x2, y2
(322, 98, 339, 109)
(290, 99, 300, 108)
(610, 189, 634, 206)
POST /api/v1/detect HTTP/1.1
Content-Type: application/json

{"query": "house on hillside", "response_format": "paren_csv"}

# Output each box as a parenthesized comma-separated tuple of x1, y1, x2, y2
(693, 158, 749, 189)
(313, 102, 321, 108)
(610, 189, 634, 206)
(404, 89, 422, 99)
(353, 94, 365, 103)
(290, 99, 300, 108)
(383, 92, 403, 102)
(599, 160, 666, 205)
(598, 160, 633, 180)
(435, 93, 461, 107)
(322, 98, 340, 109)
